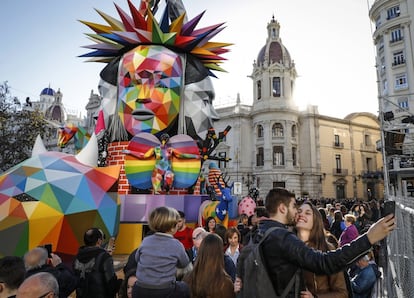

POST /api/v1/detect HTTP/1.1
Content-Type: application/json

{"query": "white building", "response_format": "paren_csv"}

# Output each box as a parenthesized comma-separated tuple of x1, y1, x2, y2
(369, 0, 414, 196)
(212, 17, 384, 201)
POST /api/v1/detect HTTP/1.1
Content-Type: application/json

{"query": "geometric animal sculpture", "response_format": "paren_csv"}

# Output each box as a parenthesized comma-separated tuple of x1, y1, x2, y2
(0, 137, 120, 257)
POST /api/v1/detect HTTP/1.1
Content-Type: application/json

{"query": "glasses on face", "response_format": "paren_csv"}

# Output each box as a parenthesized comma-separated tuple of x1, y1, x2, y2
(192, 233, 202, 240)
(38, 291, 54, 298)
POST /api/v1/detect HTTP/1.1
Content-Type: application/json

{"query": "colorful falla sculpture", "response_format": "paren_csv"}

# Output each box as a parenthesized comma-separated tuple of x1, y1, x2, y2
(0, 0, 234, 257)
(0, 135, 120, 257)
(79, 0, 232, 195)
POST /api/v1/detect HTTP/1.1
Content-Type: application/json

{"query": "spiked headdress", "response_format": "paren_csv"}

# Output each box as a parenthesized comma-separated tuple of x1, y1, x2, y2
(79, 0, 231, 77)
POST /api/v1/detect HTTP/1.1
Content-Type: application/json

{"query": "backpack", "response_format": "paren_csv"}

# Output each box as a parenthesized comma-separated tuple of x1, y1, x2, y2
(240, 227, 300, 298)
(74, 251, 109, 297)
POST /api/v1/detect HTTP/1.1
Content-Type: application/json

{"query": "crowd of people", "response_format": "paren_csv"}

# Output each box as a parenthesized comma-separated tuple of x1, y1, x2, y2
(0, 190, 394, 298)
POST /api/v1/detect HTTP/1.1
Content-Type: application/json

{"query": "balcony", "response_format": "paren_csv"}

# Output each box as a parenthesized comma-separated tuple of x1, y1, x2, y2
(360, 144, 376, 152)
(361, 170, 383, 180)
(332, 168, 348, 176)
(333, 142, 344, 149)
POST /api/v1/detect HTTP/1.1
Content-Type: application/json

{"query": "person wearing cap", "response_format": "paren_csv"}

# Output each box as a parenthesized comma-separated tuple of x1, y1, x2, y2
(73, 228, 119, 298)
(350, 254, 379, 298)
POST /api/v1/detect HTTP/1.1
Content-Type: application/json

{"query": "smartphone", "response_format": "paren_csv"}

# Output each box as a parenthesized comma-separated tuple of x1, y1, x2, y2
(383, 201, 396, 217)
(44, 244, 53, 258)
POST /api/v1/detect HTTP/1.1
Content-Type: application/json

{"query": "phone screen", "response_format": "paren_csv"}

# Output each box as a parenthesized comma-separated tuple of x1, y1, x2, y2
(383, 201, 396, 217)
(44, 244, 52, 258)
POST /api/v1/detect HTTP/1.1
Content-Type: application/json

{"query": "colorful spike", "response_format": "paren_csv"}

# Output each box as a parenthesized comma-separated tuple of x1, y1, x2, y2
(79, 0, 231, 74)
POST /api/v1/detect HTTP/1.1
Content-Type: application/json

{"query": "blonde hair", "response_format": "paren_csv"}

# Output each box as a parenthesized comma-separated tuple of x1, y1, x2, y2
(344, 214, 356, 224)
(148, 206, 180, 233)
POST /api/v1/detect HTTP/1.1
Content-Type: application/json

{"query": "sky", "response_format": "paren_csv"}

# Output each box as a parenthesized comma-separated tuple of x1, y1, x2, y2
(1, 0, 379, 119)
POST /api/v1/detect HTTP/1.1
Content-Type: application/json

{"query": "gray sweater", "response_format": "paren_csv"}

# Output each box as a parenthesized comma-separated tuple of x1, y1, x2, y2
(135, 232, 190, 286)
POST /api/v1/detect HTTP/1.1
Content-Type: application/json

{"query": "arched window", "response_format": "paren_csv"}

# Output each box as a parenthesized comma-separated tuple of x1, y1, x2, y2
(291, 125, 297, 138)
(257, 124, 264, 138)
(272, 123, 283, 137)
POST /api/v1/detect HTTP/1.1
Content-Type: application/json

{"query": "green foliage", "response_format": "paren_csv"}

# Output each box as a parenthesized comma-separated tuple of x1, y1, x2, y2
(0, 81, 51, 172)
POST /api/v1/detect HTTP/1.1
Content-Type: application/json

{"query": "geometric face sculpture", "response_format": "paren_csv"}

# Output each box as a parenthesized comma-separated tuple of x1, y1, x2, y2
(118, 45, 183, 136)
(0, 151, 120, 257)
(184, 76, 220, 140)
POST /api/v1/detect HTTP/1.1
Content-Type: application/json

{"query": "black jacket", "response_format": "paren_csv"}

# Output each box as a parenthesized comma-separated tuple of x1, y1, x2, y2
(258, 219, 371, 297)
(73, 246, 118, 298)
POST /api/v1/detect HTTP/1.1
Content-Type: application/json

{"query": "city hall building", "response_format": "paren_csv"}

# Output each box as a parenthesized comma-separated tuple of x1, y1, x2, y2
(211, 17, 384, 201)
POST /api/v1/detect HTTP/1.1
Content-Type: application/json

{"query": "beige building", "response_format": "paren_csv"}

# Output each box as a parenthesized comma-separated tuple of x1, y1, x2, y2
(211, 17, 384, 201)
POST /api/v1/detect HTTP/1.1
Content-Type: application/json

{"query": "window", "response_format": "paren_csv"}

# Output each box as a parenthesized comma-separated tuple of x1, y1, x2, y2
(218, 152, 227, 168)
(273, 181, 285, 188)
(291, 125, 297, 138)
(365, 134, 371, 146)
(273, 146, 284, 166)
(335, 154, 342, 173)
(257, 80, 262, 100)
(272, 123, 284, 137)
(256, 147, 264, 166)
(257, 124, 264, 138)
(392, 51, 405, 66)
(292, 147, 297, 166)
(272, 77, 281, 97)
(395, 74, 408, 90)
(378, 37, 384, 51)
(380, 57, 385, 73)
(272, 28, 276, 39)
(375, 15, 381, 29)
(334, 134, 340, 146)
(390, 28, 403, 43)
(366, 157, 373, 172)
(398, 97, 409, 109)
(387, 5, 400, 20)
(382, 79, 388, 96)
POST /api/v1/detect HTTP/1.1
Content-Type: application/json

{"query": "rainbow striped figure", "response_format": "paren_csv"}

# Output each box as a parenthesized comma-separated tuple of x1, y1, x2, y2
(124, 133, 201, 193)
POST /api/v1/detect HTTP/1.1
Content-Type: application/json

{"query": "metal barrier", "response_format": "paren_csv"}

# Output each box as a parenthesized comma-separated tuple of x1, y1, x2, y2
(384, 196, 414, 298)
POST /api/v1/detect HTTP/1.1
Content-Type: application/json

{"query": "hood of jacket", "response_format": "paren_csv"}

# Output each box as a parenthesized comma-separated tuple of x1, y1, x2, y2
(76, 245, 106, 263)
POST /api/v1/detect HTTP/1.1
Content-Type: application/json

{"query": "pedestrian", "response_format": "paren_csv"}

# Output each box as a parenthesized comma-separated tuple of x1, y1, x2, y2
(174, 211, 194, 250)
(183, 233, 235, 298)
(204, 216, 216, 233)
(186, 227, 208, 264)
(350, 255, 379, 298)
(73, 228, 119, 298)
(339, 214, 359, 247)
(24, 247, 78, 298)
(16, 272, 59, 298)
(132, 206, 190, 298)
(0, 256, 25, 298)
(295, 201, 349, 297)
(119, 269, 137, 298)
(236, 187, 395, 297)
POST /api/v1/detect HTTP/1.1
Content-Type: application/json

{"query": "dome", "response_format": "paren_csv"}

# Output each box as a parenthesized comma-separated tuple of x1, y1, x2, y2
(256, 17, 292, 66)
(40, 87, 55, 96)
(257, 41, 292, 65)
